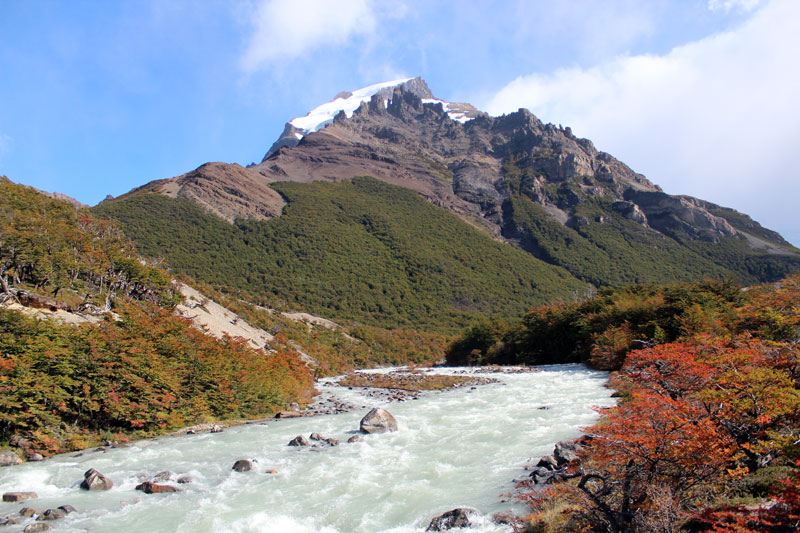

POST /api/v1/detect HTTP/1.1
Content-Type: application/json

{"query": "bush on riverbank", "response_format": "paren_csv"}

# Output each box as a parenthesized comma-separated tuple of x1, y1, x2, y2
(511, 275, 800, 532)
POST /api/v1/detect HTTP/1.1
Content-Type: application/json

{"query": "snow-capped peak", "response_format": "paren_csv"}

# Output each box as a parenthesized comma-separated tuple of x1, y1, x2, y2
(289, 78, 414, 134)
(263, 77, 484, 160)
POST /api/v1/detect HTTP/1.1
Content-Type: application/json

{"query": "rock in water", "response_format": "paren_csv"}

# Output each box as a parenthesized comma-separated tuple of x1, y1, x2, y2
(135, 482, 180, 494)
(232, 460, 253, 472)
(2, 491, 37, 502)
(23, 523, 51, 532)
(554, 441, 581, 465)
(426, 508, 477, 531)
(80, 469, 113, 491)
(359, 408, 398, 434)
(288, 435, 310, 446)
(38, 508, 67, 521)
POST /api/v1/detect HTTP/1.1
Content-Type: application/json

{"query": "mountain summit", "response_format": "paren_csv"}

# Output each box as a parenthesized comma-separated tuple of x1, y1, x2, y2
(95, 77, 800, 328)
(264, 77, 483, 158)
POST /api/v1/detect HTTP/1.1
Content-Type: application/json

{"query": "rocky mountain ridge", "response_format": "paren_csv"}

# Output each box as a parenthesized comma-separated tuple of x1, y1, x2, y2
(101, 77, 799, 296)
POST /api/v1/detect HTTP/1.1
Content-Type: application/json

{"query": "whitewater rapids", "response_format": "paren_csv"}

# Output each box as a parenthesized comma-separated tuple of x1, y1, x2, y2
(0, 365, 614, 532)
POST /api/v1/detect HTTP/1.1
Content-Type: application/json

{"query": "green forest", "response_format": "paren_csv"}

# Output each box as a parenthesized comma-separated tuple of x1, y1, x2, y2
(93, 176, 588, 332)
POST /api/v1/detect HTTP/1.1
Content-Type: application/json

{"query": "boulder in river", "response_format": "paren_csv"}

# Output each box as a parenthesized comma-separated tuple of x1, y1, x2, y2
(359, 408, 398, 434)
(177, 475, 193, 484)
(135, 482, 181, 494)
(288, 435, 310, 446)
(426, 508, 478, 531)
(232, 460, 253, 472)
(0, 450, 23, 467)
(19, 507, 38, 518)
(24, 523, 51, 532)
(536, 455, 559, 470)
(28, 453, 44, 462)
(38, 508, 67, 521)
(0, 515, 22, 526)
(152, 471, 173, 482)
(2, 491, 37, 502)
(554, 441, 581, 466)
(80, 468, 113, 491)
(347, 435, 361, 443)
(58, 505, 76, 515)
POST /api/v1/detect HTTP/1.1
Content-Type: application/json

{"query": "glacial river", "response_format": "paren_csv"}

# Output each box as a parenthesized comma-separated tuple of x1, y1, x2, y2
(0, 365, 614, 532)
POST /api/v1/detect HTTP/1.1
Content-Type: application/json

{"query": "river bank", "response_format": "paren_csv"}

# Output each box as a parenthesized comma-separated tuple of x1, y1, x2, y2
(1, 365, 613, 532)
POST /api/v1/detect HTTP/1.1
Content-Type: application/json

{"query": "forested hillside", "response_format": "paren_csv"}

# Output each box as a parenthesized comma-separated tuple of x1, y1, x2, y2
(0, 178, 446, 456)
(94, 176, 587, 332)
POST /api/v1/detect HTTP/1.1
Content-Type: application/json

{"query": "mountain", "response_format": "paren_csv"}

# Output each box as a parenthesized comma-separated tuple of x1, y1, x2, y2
(94, 77, 800, 330)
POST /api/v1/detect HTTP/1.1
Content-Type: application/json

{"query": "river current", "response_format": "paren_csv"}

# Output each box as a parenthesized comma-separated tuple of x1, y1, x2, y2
(0, 365, 614, 532)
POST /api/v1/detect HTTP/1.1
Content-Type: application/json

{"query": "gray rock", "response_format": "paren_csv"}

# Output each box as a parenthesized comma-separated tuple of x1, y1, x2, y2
(152, 471, 172, 482)
(359, 408, 398, 434)
(554, 441, 581, 465)
(0, 450, 23, 467)
(38, 508, 67, 521)
(309, 432, 325, 441)
(0, 515, 22, 526)
(57, 505, 76, 514)
(288, 435, 310, 446)
(347, 435, 361, 443)
(232, 460, 252, 472)
(426, 508, 478, 531)
(177, 475, 193, 484)
(19, 507, 38, 517)
(536, 455, 559, 470)
(28, 453, 44, 462)
(80, 468, 113, 491)
(24, 523, 52, 532)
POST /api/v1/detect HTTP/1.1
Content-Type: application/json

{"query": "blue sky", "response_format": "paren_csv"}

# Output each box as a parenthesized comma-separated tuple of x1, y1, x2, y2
(1, 0, 798, 245)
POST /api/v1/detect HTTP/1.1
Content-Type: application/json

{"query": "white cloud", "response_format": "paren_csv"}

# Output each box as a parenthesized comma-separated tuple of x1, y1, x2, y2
(708, 0, 761, 13)
(240, 0, 378, 73)
(486, 0, 800, 244)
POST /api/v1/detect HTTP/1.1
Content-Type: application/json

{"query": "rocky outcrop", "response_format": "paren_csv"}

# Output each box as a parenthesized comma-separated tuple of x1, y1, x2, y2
(426, 508, 478, 531)
(625, 190, 739, 242)
(113, 162, 285, 223)
(80, 468, 113, 491)
(359, 408, 398, 434)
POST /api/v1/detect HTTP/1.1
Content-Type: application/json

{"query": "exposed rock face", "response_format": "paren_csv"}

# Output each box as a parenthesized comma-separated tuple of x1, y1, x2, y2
(426, 508, 478, 531)
(359, 408, 398, 434)
(80, 468, 113, 491)
(625, 190, 738, 242)
(114, 162, 285, 223)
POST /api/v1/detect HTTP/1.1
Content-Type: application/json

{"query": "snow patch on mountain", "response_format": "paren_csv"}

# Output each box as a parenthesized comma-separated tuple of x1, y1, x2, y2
(289, 78, 413, 134)
(421, 98, 476, 124)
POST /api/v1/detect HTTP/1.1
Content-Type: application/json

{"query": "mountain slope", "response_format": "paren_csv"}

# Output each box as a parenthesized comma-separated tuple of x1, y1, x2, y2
(97, 77, 800, 331)
(94, 176, 587, 331)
